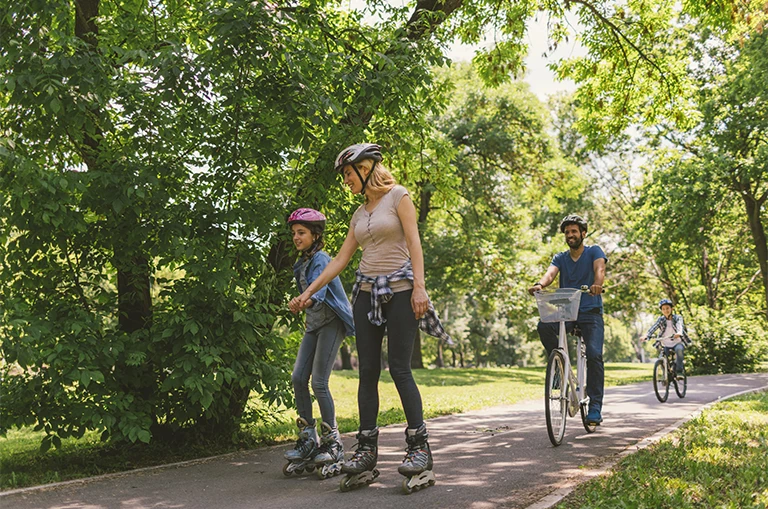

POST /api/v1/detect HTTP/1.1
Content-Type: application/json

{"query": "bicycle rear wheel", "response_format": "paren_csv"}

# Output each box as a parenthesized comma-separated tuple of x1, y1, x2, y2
(674, 368, 687, 398)
(545, 350, 567, 446)
(653, 359, 669, 402)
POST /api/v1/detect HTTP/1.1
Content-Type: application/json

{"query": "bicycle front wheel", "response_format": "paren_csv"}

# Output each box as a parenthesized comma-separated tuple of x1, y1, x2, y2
(653, 359, 669, 402)
(545, 350, 568, 446)
(674, 368, 687, 398)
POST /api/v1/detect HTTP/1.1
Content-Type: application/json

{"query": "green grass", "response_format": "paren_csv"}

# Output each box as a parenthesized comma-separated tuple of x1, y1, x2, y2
(0, 363, 651, 491)
(555, 391, 768, 509)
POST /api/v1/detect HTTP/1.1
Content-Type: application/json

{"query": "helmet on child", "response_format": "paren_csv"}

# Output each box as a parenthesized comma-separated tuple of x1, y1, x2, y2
(287, 208, 326, 230)
(559, 214, 588, 233)
(334, 143, 382, 173)
(659, 298, 674, 309)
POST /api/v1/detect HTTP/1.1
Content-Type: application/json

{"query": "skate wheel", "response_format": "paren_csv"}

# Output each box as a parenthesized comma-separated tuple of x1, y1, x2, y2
(282, 463, 292, 477)
(339, 476, 351, 492)
(294, 467, 304, 475)
(402, 478, 414, 495)
(305, 464, 315, 473)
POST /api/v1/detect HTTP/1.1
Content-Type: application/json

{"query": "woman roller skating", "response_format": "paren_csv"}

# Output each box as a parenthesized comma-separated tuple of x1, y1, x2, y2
(290, 144, 451, 494)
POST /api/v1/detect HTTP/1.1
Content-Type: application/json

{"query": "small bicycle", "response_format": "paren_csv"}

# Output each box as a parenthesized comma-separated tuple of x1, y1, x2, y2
(534, 286, 597, 446)
(652, 341, 687, 402)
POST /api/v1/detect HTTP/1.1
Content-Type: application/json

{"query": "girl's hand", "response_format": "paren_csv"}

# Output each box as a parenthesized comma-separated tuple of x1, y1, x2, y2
(411, 287, 429, 319)
(297, 291, 314, 311)
(289, 292, 313, 314)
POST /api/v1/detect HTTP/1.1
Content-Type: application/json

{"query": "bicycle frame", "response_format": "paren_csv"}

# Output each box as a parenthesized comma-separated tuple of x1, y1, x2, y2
(556, 320, 588, 417)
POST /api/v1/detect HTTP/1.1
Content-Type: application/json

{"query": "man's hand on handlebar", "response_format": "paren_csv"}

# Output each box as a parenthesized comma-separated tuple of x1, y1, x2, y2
(527, 283, 543, 296)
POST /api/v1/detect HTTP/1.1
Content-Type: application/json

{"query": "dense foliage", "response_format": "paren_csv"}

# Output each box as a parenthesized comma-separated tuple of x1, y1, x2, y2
(1, 0, 766, 452)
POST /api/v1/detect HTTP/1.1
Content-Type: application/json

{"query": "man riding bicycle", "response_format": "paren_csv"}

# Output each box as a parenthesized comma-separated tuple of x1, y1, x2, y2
(641, 299, 690, 375)
(528, 214, 607, 425)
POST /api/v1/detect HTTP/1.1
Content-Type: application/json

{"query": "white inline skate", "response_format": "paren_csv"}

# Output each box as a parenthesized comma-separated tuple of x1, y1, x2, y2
(314, 421, 344, 479)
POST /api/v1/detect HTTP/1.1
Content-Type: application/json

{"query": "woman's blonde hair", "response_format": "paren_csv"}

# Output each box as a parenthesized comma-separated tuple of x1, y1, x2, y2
(357, 159, 396, 201)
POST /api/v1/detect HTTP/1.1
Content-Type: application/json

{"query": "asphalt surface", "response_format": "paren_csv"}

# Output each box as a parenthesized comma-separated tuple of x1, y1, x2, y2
(3, 373, 767, 509)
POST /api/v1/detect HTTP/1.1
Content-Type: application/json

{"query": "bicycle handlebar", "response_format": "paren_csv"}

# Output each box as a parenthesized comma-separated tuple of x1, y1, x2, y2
(533, 285, 603, 295)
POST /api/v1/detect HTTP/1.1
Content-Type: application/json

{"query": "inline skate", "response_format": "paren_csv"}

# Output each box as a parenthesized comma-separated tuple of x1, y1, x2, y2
(339, 428, 379, 491)
(282, 417, 318, 476)
(398, 423, 435, 494)
(314, 421, 344, 479)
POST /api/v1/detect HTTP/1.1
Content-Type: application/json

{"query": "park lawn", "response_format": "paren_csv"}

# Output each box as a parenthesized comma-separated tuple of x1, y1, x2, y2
(0, 363, 651, 491)
(555, 391, 768, 509)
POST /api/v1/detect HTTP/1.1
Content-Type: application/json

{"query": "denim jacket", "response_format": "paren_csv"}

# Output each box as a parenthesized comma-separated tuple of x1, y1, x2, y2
(293, 251, 355, 336)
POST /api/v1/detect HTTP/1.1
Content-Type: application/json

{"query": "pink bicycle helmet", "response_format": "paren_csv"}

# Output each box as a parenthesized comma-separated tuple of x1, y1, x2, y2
(287, 208, 326, 228)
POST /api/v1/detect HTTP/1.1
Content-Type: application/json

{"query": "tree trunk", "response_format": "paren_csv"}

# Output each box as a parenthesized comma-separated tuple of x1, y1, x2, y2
(339, 343, 353, 370)
(74, 0, 161, 433)
(116, 257, 153, 333)
(75, 1, 154, 335)
(741, 190, 768, 319)
(418, 184, 432, 223)
(435, 340, 444, 368)
(701, 246, 716, 309)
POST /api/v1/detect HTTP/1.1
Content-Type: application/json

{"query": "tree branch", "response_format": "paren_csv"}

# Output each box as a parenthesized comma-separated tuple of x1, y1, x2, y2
(569, 0, 675, 97)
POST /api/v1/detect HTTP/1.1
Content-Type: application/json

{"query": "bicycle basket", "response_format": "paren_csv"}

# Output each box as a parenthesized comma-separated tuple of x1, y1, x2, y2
(534, 288, 582, 323)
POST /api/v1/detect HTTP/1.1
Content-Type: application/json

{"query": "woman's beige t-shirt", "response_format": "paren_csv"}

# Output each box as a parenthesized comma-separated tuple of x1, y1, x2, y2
(351, 185, 413, 293)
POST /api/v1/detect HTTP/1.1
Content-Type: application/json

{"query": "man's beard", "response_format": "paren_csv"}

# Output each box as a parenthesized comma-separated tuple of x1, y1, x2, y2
(566, 236, 583, 249)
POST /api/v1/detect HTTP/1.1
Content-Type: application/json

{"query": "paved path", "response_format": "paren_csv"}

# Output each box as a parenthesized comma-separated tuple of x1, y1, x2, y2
(3, 373, 767, 509)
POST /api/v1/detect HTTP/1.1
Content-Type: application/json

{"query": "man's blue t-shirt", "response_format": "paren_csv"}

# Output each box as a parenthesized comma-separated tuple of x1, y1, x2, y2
(551, 245, 608, 313)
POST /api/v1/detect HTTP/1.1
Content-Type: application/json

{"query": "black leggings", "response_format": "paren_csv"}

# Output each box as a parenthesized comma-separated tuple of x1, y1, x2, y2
(354, 289, 424, 430)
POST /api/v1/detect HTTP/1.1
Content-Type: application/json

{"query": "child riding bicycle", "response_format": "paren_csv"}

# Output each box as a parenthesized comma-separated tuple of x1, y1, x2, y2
(640, 298, 691, 375)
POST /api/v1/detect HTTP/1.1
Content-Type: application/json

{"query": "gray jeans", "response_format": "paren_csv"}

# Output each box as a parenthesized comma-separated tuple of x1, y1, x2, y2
(292, 318, 345, 427)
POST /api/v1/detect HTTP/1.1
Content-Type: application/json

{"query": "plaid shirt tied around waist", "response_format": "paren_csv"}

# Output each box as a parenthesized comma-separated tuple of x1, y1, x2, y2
(352, 260, 454, 346)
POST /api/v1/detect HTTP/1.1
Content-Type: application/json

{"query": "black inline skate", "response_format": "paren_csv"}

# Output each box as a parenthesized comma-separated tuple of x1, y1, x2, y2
(282, 417, 318, 476)
(314, 421, 344, 480)
(339, 428, 379, 491)
(398, 423, 435, 494)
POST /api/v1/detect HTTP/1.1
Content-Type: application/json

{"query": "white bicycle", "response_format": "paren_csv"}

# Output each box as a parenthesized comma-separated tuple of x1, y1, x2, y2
(534, 286, 597, 446)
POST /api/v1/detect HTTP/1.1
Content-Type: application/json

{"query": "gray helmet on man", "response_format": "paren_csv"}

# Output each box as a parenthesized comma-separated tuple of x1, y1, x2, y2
(334, 143, 383, 193)
(559, 214, 588, 233)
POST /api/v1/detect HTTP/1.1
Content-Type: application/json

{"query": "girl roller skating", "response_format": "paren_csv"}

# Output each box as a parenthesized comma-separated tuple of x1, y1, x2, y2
(284, 208, 355, 479)
(290, 144, 451, 494)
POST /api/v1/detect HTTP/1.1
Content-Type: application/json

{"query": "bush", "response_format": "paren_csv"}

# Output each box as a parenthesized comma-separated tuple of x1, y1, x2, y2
(687, 309, 767, 375)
